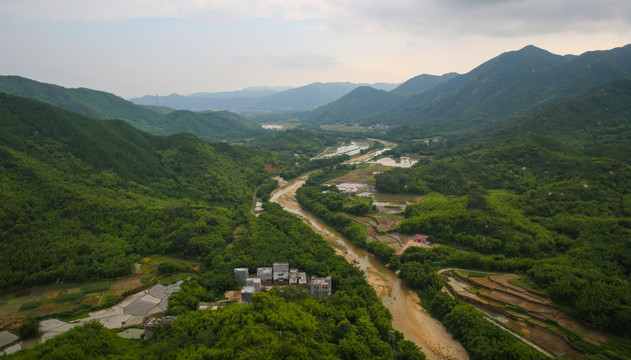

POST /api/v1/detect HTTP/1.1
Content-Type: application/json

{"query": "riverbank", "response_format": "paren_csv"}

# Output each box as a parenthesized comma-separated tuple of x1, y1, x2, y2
(270, 175, 468, 360)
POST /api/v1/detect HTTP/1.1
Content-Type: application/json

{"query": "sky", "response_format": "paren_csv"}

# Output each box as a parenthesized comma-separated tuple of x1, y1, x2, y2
(1, 0, 630, 98)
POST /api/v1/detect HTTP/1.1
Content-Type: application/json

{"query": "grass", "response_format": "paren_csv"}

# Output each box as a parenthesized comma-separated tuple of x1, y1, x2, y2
(508, 276, 544, 292)
(160, 273, 192, 285)
(320, 124, 370, 133)
(468, 272, 487, 278)
(55, 292, 84, 303)
(80, 282, 110, 294)
(19, 300, 42, 311)
(424, 191, 445, 199)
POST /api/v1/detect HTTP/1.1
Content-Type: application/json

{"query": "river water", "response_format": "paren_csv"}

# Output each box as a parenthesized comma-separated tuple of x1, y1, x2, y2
(270, 175, 468, 360)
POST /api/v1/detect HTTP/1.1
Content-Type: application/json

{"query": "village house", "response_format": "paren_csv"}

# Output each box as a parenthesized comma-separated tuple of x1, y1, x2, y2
(310, 276, 332, 298)
(241, 286, 256, 304)
(234, 262, 332, 303)
(256, 267, 273, 285)
(234, 268, 249, 285)
(289, 268, 298, 285)
(272, 262, 289, 284)
(144, 316, 176, 340)
(246, 277, 262, 292)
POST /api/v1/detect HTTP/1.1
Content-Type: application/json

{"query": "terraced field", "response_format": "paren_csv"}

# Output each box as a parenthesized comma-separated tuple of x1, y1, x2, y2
(441, 270, 608, 359)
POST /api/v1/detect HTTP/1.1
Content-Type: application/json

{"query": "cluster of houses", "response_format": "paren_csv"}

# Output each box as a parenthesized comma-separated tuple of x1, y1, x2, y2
(144, 263, 332, 340)
(235, 262, 332, 304)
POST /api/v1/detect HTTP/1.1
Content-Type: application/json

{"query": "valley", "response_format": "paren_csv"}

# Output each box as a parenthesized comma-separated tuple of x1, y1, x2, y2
(1, 42, 631, 359)
(269, 170, 468, 360)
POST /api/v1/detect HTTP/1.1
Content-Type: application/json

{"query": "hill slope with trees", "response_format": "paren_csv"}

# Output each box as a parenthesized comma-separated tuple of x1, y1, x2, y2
(374, 82, 631, 337)
(372, 44, 631, 135)
(0, 93, 269, 288)
(0, 76, 262, 141)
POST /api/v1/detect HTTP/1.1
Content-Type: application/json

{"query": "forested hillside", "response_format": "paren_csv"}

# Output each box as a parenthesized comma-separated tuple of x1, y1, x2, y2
(305, 86, 405, 124)
(374, 83, 631, 336)
(495, 80, 631, 162)
(0, 76, 262, 141)
(371, 44, 631, 134)
(5, 178, 424, 359)
(0, 93, 269, 288)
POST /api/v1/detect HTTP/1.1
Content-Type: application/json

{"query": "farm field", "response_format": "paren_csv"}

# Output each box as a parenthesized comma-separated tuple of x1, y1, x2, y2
(0, 256, 197, 331)
(441, 269, 609, 359)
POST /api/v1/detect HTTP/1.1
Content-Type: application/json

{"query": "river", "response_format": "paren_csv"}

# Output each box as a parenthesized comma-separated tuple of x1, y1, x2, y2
(269, 174, 468, 360)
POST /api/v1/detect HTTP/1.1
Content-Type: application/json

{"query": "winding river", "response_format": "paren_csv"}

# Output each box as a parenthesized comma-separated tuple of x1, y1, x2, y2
(270, 174, 468, 360)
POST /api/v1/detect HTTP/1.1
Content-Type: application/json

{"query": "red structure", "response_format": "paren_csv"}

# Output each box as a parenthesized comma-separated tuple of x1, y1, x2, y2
(413, 234, 429, 244)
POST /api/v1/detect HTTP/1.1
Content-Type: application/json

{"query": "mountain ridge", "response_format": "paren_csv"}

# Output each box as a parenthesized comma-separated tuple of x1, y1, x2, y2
(371, 44, 631, 134)
(0, 75, 262, 141)
(130, 81, 400, 112)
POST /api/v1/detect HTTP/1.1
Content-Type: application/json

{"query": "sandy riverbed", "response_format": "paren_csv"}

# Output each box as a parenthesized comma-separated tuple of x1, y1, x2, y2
(270, 176, 468, 360)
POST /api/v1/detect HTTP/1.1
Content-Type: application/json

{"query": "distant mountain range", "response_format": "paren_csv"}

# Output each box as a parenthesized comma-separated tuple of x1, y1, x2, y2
(130, 82, 400, 112)
(302, 44, 631, 136)
(304, 73, 458, 124)
(0, 76, 262, 142)
(375, 44, 631, 133)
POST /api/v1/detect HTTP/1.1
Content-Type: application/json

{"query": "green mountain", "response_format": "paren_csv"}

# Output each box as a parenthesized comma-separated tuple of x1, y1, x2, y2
(0, 93, 425, 360)
(0, 93, 269, 288)
(156, 109, 262, 141)
(305, 86, 406, 124)
(373, 44, 631, 134)
(0, 76, 161, 131)
(303, 74, 457, 125)
(373, 79, 631, 336)
(0, 76, 262, 141)
(391, 72, 459, 97)
(494, 80, 631, 163)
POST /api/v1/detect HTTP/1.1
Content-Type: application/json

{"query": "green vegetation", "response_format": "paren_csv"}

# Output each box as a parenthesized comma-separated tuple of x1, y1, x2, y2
(156, 262, 192, 276)
(161, 202, 424, 359)
(296, 184, 370, 247)
(159, 273, 192, 285)
(80, 283, 110, 294)
(373, 44, 631, 134)
(399, 264, 547, 359)
(9, 203, 425, 359)
(0, 76, 263, 142)
(17, 319, 40, 340)
(18, 301, 42, 311)
(306, 86, 405, 124)
(0, 93, 270, 288)
(4, 45, 631, 358)
(7, 321, 137, 359)
(54, 292, 83, 303)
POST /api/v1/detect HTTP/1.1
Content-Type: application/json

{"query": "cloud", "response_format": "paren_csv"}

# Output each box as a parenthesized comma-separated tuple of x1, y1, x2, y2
(0, 0, 332, 22)
(4, 0, 629, 39)
(326, 0, 631, 37)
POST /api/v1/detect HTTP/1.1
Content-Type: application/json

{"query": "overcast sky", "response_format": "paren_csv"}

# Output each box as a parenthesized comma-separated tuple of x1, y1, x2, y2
(1, 0, 630, 98)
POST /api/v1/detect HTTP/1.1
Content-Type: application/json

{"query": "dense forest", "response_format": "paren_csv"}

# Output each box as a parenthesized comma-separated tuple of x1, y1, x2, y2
(0, 93, 271, 289)
(372, 82, 631, 338)
(7, 203, 424, 359)
(3, 43, 631, 359)
(0, 76, 263, 142)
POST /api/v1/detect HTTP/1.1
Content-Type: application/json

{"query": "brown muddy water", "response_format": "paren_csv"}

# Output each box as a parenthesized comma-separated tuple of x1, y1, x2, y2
(269, 175, 468, 360)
